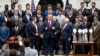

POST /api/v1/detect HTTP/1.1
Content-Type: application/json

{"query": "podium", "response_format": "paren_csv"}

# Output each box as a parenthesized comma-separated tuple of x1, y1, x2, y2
(73, 41, 94, 56)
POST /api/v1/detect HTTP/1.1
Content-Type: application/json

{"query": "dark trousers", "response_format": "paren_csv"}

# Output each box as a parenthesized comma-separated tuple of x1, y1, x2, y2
(35, 37, 43, 54)
(62, 39, 71, 54)
(30, 39, 36, 49)
(44, 37, 54, 56)
(0, 41, 4, 49)
(54, 33, 61, 53)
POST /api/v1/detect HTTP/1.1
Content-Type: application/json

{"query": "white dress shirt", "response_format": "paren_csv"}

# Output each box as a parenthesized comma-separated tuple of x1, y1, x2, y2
(57, 14, 65, 28)
(32, 22, 38, 33)
(26, 15, 30, 21)
(4, 16, 7, 22)
(63, 23, 68, 30)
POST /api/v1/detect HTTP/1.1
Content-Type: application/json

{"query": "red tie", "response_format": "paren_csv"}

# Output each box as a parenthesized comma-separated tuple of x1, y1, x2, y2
(48, 21, 51, 29)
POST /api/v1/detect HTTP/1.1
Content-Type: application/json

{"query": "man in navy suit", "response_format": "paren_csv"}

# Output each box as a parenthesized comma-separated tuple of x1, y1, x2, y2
(0, 22, 10, 49)
(62, 18, 72, 56)
(78, 2, 87, 16)
(27, 17, 38, 48)
(43, 14, 56, 56)
(23, 10, 31, 24)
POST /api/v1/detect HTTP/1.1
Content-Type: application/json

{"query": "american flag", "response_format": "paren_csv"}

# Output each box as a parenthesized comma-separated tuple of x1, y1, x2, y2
(31, 0, 35, 12)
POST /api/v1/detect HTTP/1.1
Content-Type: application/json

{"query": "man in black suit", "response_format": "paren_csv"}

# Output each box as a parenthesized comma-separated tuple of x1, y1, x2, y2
(37, 17, 44, 54)
(23, 10, 31, 24)
(11, 21, 22, 38)
(18, 4, 25, 17)
(8, 3, 15, 17)
(27, 17, 39, 48)
(78, 2, 87, 16)
(43, 14, 56, 56)
(81, 16, 91, 54)
(90, 2, 100, 16)
(52, 16, 60, 54)
(35, 9, 43, 22)
(82, 16, 91, 29)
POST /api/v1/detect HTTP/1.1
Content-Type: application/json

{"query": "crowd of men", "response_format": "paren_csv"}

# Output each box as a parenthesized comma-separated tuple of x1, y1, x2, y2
(0, 1, 100, 56)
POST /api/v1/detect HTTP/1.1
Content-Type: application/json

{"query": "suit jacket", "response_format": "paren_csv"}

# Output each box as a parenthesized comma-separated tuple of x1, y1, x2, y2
(0, 26, 10, 41)
(43, 20, 56, 38)
(11, 26, 21, 37)
(62, 24, 72, 39)
(19, 23, 25, 37)
(23, 15, 31, 24)
(90, 8, 100, 15)
(35, 14, 43, 22)
(78, 8, 87, 16)
(73, 23, 84, 29)
(55, 21, 60, 35)
(0, 16, 5, 26)
(37, 22, 44, 34)
(8, 10, 14, 17)
(81, 22, 91, 29)
(92, 25, 100, 42)
(18, 10, 25, 17)
(67, 15, 75, 24)
(27, 22, 38, 39)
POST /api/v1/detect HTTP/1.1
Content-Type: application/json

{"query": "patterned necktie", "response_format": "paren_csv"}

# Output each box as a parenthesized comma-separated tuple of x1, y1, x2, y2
(48, 21, 51, 29)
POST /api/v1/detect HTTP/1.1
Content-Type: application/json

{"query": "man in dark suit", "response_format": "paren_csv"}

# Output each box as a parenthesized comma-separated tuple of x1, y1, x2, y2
(52, 16, 60, 54)
(78, 2, 87, 16)
(61, 18, 72, 55)
(18, 4, 25, 17)
(27, 17, 39, 48)
(11, 21, 22, 38)
(43, 14, 56, 56)
(8, 3, 15, 17)
(37, 17, 44, 54)
(81, 16, 91, 54)
(23, 10, 31, 24)
(18, 17, 25, 37)
(0, 22, 10, 49)
(90, 2, 100, 16)
(67, 10, 75, 24)
(82, 16, 91, 29)
(35, 9, 43, 22)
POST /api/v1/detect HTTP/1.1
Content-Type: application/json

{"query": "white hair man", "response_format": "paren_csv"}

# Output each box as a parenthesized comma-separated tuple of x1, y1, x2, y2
(62, 18, 72, 55)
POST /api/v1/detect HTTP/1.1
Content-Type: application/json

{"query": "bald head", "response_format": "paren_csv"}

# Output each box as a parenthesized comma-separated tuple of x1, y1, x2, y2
(63, 18, 69, 24)
(53, 16, 57, 21)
